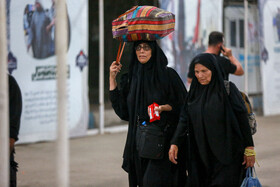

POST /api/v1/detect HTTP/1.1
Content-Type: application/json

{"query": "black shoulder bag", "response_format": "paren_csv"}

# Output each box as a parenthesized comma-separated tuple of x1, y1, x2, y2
(136, 120, 167, 160)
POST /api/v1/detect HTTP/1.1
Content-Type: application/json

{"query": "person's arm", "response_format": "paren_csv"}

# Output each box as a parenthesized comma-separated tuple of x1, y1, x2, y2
(154, 68, 187, 116)
(109, 61, 122, 91)
(10, 138, 16, 155)
(154, 104, 172, 113)
(46, 18, 55, 33)
(228, 82, 255, 168)
(9, 75, 22, 154)
(221, 46, 244, 75)
(153, 68, 188, 131)
(169, 98, 189, 164)
(109, 61, 129, 121)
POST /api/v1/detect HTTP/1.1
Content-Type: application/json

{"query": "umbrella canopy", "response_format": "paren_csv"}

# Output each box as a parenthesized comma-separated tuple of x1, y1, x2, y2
(112, 6, 175, 42)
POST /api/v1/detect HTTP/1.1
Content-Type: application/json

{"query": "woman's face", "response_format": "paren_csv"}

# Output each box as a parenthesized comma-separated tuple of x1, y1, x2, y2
(135, 43, 152, 64)
(194, 63, 212, 85)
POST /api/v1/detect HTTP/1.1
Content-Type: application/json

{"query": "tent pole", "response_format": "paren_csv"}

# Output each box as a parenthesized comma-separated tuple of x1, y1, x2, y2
(0, 0, 9, 186)
(55, 0, 69, 186)
(99, 0, 105, 134)
(244, 0, 249, 95)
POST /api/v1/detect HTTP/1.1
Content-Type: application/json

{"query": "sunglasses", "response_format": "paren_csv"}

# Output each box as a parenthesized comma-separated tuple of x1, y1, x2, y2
(135, 44, 151, 51)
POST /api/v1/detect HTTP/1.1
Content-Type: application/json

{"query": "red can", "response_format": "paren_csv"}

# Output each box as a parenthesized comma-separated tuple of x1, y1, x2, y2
(148, 102, 160, 123)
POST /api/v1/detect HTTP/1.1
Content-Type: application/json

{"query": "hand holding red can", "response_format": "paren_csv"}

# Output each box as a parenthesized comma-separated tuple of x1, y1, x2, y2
(148, 102, 161, 122)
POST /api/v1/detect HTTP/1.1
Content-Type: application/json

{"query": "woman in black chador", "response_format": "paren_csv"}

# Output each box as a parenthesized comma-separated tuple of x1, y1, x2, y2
(169, 53, 255, 186)
(109, 41, 187, 187)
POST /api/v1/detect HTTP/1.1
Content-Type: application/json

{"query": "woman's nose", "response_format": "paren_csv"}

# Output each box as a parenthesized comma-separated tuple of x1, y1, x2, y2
(197, 73, 203, 79)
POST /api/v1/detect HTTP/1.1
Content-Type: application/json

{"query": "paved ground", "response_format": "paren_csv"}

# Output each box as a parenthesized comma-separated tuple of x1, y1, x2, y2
(16, 114, 280, 187)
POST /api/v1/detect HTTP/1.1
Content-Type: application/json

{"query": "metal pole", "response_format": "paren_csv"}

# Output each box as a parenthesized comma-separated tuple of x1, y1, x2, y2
(0, 0, 9, 186)
(55, 0, 69, 186)
(99, 0, 105, 134)
(244, 0, 249, 94)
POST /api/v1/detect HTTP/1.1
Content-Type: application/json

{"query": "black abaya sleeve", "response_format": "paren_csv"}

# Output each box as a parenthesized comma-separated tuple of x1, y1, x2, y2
(109, 74, 129, 121)
(228, 82, 254, 147)
(166, 68, 187, 123)
(234, 112, 254, 147)
(170, 98, 189, 147)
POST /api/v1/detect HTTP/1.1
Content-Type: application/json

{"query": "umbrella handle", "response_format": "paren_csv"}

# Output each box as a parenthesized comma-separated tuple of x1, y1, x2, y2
(116, 41, 126, 64)
(115, 5, 137, 64)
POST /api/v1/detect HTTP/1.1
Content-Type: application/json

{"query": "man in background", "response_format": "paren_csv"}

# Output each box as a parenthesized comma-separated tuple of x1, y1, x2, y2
(8, 74, 22, 187)
(187, 31, 244, 85)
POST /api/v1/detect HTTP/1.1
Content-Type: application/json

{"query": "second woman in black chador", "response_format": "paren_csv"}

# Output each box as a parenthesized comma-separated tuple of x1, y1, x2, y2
(169, 53, 255, 186)
(109, 41, 187, 186)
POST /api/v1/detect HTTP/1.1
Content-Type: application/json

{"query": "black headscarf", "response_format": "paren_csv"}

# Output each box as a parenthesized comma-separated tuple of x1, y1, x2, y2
(188, 53, 245, 166)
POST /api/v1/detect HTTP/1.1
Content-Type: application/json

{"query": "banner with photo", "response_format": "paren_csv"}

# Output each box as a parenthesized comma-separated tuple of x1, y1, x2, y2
(160, 0, 223, 86)
(7, 0, 89, 143)
(258, 0, 280, 115)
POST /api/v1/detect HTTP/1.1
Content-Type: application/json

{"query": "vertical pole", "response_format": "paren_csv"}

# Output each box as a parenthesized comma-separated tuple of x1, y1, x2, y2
(55, 0, 69, 186)
(99, 0, 105, 134)
(244, 0, 249, 95)
(0, 0, 9, 186)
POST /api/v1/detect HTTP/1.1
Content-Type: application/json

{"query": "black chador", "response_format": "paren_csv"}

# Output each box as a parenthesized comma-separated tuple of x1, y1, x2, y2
(110, 41, 187, 187)
(171, 53, 254, 187)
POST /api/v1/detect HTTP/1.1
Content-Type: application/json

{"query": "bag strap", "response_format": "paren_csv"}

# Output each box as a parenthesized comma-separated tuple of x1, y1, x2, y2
(246, 167, 259, 178)
(224, 80, 230, 95)
(246, 167, 250, 177)
(252, 166, 259, 178)
(240, 92, 252, 113)
(246, 167, 254, 178)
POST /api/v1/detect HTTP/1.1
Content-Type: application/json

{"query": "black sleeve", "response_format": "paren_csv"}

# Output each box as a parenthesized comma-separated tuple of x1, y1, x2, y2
(170, 97, 189, 147)
(166, 68, 188, 123)
(9, 75, 22, 141)
(228, 82, 254, 147)
(109, 74, 129, 121)
(220, 56, 237, 74)
(234, 111, 254, 147)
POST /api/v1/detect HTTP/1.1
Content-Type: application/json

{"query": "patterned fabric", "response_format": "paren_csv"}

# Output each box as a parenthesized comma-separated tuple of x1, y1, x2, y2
(112, 6, 175, 41)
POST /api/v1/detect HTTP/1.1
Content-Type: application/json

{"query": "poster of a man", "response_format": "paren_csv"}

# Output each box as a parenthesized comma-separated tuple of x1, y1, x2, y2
(24, 0, 70, 60)
(27, 0, 51, 59)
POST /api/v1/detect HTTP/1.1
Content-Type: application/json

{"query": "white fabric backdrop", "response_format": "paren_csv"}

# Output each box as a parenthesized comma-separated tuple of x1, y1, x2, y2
(7, 0, 89, 143)
(259, 0, 280, 115)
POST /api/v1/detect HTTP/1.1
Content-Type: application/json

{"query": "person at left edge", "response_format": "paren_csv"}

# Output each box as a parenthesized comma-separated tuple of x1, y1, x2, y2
(8, 74, 22, 187)
(109, 41, 187, 187)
